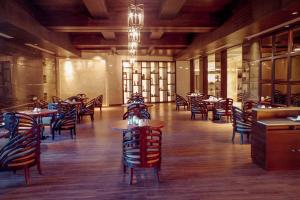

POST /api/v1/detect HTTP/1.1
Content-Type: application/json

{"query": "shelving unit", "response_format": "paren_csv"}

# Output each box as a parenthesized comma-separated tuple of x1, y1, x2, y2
(122, 60, 176, 103)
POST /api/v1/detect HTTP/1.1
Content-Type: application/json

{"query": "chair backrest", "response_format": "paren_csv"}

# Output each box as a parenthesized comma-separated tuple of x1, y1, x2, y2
(95, 95, 103, 107)
(232, 106, 252, 128)
(77, 93, 87, 99)
(123, 103, 151, 120)
(15, 113, 38, 133)
(82, 98, 96, 113)
(176, 94, 187, 104)
(0, 126, 41, 169)
(52, 96, 63, 103)
(3, 113, 19, 139)
(53, 108, 77, 129)
(242, 100, 257, 112)
(123, 126, 161, 168)
(219, 98, 233, 111)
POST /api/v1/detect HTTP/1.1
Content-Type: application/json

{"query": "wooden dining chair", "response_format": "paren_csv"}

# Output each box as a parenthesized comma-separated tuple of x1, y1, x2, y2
(175, 94, 188, 111)
(52, 96, 63, 103)
(78, 98, 96, 122)
(51, 108, 77, 140)
(123, 126, 162, 184)
(213, 98, 233, 122)
(95, 95, 103, 111)
(232, 106, 252, 144)
(190, 98, 208, 120)
(0, 125, 41, 184)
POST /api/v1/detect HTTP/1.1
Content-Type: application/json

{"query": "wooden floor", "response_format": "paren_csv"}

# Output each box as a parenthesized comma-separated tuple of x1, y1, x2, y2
(1, 103, 300, 199)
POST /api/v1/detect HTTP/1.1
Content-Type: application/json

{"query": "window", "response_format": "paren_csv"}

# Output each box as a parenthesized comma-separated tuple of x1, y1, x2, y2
(261, 36, 272, 57)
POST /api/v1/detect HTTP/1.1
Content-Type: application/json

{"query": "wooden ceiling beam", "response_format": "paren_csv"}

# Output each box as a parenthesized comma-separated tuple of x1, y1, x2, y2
(82, 0, 108, 19)
(101, 31, 116, 40)
(176, 0, 300, 60)
(0, 0, 79, 57)
(150, 31, 164, 40)
(49, 26, 215, 33)
(160, 0, 186, 19)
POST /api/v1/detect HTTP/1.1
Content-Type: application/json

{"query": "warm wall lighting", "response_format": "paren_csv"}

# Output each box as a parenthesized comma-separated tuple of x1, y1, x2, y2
(64, 60, 74, 81)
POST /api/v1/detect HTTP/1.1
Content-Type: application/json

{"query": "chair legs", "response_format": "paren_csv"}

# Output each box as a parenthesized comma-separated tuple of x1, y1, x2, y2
(130, 168, 134, 185)
(232, 130, 236, 144)
(24, 167, 30, 185)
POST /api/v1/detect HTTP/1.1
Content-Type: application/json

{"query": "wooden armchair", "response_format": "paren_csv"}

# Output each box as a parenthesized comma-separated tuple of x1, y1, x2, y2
(175, 94, 188, 111)
(95, 95, 103, 111)
(242, 100, 257, 113)
(123, 103, 150, 120)
(232, 106, 252, 144)
(52, 96, 63, 103)
(51, 108, 77, 140)
(0, 125, 41, 185)
(213, 98, 233, 122)
(190, 98, 208, 120)
(78, 98, 95, 122)
(123, 126, 162, 184)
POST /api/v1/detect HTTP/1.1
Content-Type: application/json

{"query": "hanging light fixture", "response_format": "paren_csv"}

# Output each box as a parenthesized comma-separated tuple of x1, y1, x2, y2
(128, 2, 144, 29)
(128, 0, 144, 65)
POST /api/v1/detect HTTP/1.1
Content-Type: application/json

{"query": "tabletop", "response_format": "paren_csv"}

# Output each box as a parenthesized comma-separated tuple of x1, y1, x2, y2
(203, 99, 220, 103)
(121, 103, 154, 107)
(20, 109, 58, 117)
(111, 120, 164, 131)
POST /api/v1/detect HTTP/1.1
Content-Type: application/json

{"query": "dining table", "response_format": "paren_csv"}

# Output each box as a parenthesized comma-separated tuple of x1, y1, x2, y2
(111, 119, 164, 131)
(19, 109, 58, 139)
(121, 103, 154, 108)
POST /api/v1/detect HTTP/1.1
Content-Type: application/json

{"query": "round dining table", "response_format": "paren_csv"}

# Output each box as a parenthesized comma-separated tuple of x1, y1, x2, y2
(121, 103, 154, 108)
(111, 120, 164, 131)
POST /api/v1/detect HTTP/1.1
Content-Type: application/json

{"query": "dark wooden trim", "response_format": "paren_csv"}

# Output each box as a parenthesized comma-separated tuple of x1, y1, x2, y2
(190, 59, 195, 93)
(203, 56, 208, 94)
(221, 50, 227, 98)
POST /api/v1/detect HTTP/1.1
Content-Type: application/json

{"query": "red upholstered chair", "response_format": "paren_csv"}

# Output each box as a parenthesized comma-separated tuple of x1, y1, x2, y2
(122, 126, 162, 184)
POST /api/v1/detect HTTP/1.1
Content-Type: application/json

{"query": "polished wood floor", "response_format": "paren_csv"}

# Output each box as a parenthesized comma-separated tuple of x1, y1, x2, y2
(1, 103, 300, 199)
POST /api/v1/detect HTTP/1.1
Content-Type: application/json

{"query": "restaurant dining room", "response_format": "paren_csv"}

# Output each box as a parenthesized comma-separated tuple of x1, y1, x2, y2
(1, 0, 300, 199)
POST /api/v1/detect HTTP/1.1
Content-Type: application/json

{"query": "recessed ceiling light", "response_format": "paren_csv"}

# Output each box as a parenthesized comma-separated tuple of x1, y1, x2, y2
(0, 32, 14, 39)
(292, 11, 298, 15)
(285, 25, 289, 28)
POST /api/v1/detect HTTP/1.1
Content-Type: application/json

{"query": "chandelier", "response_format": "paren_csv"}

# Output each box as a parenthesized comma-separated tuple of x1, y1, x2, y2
(128, 0, 144, 65)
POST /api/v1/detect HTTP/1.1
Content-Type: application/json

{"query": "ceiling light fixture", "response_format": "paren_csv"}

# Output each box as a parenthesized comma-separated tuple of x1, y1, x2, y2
(128, 0, 144, 65)
(292, 11, 298, 15)
(0, 32, 14, 39)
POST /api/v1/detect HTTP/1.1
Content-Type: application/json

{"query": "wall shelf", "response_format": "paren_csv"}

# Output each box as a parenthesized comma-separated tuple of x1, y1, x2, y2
(122, 60, 176, 103)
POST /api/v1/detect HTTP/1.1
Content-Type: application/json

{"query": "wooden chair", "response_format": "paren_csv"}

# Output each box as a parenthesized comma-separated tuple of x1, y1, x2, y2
(291, 93, 300, 106)
(32, 99, 48, 109)
(51, 108, 77, 140)
(213, 98, 233, 122)
(175, 94, 188, 111)
(95, 95, 103, 111)
(123, 126, 162, 184)
(1, 113, 19, 139)
(78, 98, 95, 122)
(190, 98, 208, 120)
(242, 100, 257, 113)
(232, 106, 252, 144)
(123, 103, 150, 120)
(52, 96, 63, 103)
(0, 125, 41, 185)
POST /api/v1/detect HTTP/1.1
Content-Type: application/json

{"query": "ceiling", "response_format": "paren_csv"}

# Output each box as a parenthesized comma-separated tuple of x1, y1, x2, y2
(13, 0, 236, 57)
